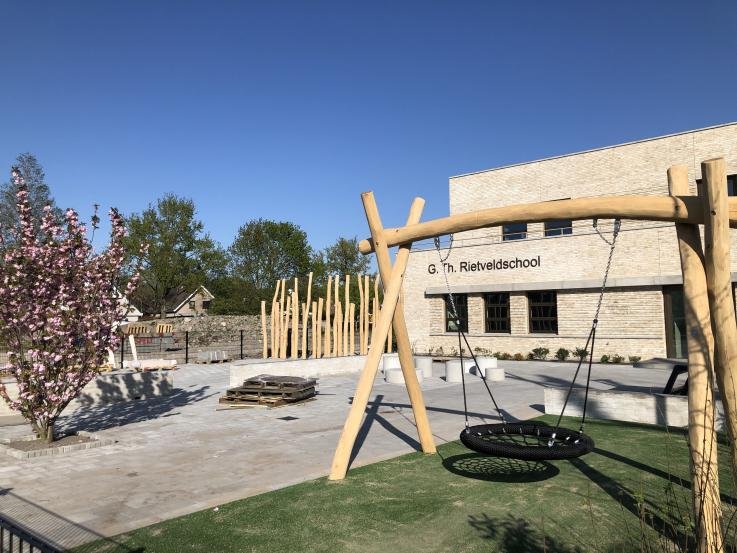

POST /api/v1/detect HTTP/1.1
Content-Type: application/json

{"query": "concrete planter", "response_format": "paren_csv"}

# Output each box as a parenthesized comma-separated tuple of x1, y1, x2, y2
(468, 357, 501, 379)
(382, 353, 402, 373)
(384, 367, 423, 385)
(445, 359, 472, 383)
(414, 356, 434, 378)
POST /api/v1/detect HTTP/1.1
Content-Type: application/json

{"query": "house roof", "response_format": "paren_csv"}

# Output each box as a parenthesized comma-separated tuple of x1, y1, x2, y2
(167, 285, 215, 313)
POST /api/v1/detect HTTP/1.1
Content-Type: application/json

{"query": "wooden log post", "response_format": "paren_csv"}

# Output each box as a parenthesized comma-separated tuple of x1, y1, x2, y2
(291, 278, 299, 359)
(260, 300, 268, 359)
(701, 159, 737, 473)
(363, 192, 435, 454)
(357, 274, 365, 355)
(670, 165, 722, 552)
(363, 275, 370, 354)
(279, 279, 286, 358)
(329, 196, 430, 481)
(349, 302, 355, 354)
(316, 297, 324, 358)
(270, 280, 280, 359)
(325, 276, 332, 358)
(343, 275, 350, 355)
(311, 300, 318, 358)
(334, 275, 341, 356)
(302, 272, 313, 359)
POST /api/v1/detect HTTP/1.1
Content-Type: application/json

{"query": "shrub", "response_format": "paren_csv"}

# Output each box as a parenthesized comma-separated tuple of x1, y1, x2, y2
(611, 354, 625, 363)
(499, 352, 512, 360)
(513, 353, 524, 361)
(600, 354, 610, 363)
(628, 355, 641, 364)
(555, 348, 570, 361)
(531, 347, 550, 360)
(574, 347, 589, 360)
(526, 352, 534, 360)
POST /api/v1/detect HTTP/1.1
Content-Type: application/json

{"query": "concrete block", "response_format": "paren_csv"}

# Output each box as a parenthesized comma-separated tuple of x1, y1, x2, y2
(414, 356, 434, 378)
(445, 359, 472, 383)
(384, 368, 423, 385)
(382, 353, 401, 373)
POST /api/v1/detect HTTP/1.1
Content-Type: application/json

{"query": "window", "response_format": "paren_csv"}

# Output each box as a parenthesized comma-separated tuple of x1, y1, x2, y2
(544, 219, 573, 237)
(528, 291, 558, 333)
(202, 300, 211, 310)
(188, 300, 196, 310)
(445, 294, 468, 332)
(484, 293, 510, 333)
(502, 222, 527, 241)
(695, 174, 737, 196)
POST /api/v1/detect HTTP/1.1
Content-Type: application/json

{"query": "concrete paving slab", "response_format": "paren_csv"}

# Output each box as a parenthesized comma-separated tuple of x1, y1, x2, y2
(0, 360, 677, 548)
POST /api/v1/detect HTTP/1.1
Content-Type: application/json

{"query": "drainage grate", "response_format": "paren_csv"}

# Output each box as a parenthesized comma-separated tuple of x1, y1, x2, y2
(278, 416, 299, 421)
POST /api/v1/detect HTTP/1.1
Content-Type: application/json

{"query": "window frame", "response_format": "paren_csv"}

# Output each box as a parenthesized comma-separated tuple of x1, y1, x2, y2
(484, 292, 511, 333)
(444, 294, 468, 333)
(528, 291, 558, 334)
(502, 222, 527, 241)
(544, 219, 573, 237)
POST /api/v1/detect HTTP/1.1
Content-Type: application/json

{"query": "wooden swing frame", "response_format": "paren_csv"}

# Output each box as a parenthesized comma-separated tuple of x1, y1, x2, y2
(329, 157, 737, 553)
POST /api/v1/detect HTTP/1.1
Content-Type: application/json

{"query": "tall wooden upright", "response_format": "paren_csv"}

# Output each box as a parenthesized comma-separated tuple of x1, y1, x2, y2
(701, 158, 737, 480)
(670, 165, 722, 552)
(329, 196, 433, 480)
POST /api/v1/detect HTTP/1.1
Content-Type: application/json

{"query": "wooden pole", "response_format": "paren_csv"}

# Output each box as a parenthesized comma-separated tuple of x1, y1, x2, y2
(279, 279, 286, 358)
(329, 196, 426, 480)
(302, 272, 313, 359)
(260, 300, 268, 359)
(371, 276, 379, 348)
(343, 275, 350, 355)
(325, 276, 332, 358)
(281, 299, 289, 359)
(270, 280, 280, 359)
(349, 302, 355, 355)
(357, 274, 365, 355)
(291, 278, 299, 359)
(358, 195, 737, 254)
(334, 275, 340, 356)
(363, 275, 370, 354)
(316, 297, 324, 358)
(311, 300, 317, 358)
(336, 301, 343, 357)
(364, 192, 435, 453)
(701, 158, 737, 479)
(670, 165, 722, 552)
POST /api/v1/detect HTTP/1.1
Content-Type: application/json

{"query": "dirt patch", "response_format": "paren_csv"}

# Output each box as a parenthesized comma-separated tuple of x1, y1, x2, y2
(6, 434, 93, 452)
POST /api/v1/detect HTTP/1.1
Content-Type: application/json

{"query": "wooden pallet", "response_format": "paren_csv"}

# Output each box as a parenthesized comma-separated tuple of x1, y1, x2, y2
(241, 374, 317, 392)
(217, 396, 316, 410)
(222, 386, 315, 403)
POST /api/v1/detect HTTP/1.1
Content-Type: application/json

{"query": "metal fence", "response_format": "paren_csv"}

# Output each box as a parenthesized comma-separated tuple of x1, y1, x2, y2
(0, 516, 59, 553)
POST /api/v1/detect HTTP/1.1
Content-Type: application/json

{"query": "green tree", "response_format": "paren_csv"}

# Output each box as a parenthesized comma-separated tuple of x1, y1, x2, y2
(0, 153, 62, 242)
(124, 194, 221, 317)
(322, 236, 370, 277)
(229, 219, 313, 290)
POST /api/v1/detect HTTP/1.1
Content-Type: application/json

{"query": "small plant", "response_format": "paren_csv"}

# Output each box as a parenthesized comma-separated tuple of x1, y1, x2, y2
(531, 347, 550, 360)
(611, 354, 624, 363)
(574, 347, 589, 360)
(513, 353, 524, 361)
(435, 346, 444, 356)
(555, 348, 570, 361)
(600, 354, 610, 363)
(628, 355, 641, 364)
(526, 352, 534, 360)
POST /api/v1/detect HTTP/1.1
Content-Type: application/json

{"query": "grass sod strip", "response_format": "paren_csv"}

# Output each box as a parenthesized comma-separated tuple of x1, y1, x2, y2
(76, 416, 737, 553)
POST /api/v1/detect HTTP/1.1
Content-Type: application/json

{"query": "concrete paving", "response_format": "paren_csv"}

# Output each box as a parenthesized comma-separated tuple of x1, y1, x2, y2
(0, 360, 681, 549)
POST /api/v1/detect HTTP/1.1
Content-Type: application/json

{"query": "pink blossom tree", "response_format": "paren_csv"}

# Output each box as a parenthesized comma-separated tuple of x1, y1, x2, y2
(0, 168, 141, 442)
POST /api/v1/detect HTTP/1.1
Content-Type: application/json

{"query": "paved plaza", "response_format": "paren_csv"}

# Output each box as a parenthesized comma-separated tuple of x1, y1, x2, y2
(0, 361, 681, 549)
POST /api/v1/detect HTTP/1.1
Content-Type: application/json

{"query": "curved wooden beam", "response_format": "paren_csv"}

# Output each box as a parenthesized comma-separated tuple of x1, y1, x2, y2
(358, 195, 737, 254)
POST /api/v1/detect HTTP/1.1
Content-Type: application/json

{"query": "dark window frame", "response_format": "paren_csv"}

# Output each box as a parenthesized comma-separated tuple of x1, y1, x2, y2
(502, 222, 527, 241)
(544, 219, 573, 237)
(444, 294, 468, 333)
(484, 292, 511, 333)
(528, 291, 558, 334)
(695, 174, 737, 196)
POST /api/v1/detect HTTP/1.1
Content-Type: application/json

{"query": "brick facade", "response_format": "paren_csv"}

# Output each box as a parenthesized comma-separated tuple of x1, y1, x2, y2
(402, 123, 737, 360)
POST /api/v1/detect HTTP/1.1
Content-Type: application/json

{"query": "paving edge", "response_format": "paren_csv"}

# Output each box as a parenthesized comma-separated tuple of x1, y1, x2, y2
(0, 431, 115, 459)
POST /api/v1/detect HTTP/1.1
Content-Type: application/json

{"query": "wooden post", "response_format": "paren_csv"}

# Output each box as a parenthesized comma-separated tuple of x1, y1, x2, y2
(349, 302, 355, 354)
(325, 277, 332, 358)
(279, 279, 286, 358)
(260, 300, 268, 359)
(291, 278, 299, 359)
(270, 280, 280, 359)
(357, 274, 365, 355)
(302, 272, 313, 359)
(343, 275, 350, 355)
(363, 192, 435, 455)
(311, 300, 318, 358)
(363, 275, 370, 354)
(316, 297, 324, 358)
(333, 275, 340, 356)
(670, 165, 722, 552)
(336, 301, 343, 357)
(329, 196, 428, 480)
(701, 158, 737, 479)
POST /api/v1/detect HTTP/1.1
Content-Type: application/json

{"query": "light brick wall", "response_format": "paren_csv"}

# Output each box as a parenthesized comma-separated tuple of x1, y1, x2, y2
(403, 123, 737, 359)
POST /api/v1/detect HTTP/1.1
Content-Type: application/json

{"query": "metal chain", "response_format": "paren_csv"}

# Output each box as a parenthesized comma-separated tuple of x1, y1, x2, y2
(434, 235, 459, 320)
(591, 219, 621, 325)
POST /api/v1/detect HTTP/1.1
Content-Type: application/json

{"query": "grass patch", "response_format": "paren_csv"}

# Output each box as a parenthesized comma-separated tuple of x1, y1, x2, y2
(77, 416, 737, 552)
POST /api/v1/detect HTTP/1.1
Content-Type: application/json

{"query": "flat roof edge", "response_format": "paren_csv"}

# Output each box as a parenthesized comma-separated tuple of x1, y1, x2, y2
(449, 121, 737, 180)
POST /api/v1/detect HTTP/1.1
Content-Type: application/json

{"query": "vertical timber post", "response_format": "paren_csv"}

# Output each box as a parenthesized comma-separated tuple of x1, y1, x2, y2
(669, 165, 722, 552)
(240, 329, 244, 360)
(185, 331, 189, 364)
(329, 195, 429, 481)
(701, 157, 737, 481)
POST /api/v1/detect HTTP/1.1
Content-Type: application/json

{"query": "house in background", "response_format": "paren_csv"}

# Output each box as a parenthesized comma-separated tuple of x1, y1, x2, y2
(162, 285, 215, 318)
(115, 289, 143, 323)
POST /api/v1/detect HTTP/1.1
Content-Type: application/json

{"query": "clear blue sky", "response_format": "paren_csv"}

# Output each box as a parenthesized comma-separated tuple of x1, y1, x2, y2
(1, 1, 735, 252)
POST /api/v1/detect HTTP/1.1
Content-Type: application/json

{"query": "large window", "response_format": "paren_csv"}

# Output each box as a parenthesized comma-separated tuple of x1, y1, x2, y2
(544, 219, 573, 237)
(502, 222, 527, 241)
(484, 293, 510, 333)
(445, 294, 468, 332)
(528, 291, 558, 334)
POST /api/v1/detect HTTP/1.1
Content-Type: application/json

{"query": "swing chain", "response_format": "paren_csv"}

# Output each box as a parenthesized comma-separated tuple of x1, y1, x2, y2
(592, 219, 621, 325)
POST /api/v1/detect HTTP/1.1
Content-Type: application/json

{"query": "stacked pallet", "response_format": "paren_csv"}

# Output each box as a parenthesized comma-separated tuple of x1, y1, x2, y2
(219, 374, 317, 408)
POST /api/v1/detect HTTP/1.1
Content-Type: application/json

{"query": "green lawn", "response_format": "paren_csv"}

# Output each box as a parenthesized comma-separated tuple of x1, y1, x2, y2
(77, 417, 737, 553)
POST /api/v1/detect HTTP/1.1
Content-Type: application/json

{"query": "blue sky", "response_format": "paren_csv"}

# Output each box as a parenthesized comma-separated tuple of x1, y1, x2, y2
(1, 1, 735, 252)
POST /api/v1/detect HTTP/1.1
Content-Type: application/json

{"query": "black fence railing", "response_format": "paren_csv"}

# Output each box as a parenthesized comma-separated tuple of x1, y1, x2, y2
(0, 515, 60, 553)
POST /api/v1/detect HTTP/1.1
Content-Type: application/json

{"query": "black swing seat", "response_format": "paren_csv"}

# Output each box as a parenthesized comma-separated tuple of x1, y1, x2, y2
(460, 421, 594, 461)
